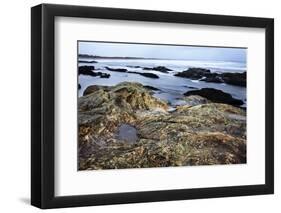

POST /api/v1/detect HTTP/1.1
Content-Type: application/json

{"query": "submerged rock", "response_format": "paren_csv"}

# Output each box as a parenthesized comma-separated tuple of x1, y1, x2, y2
(78, 82, 246, 170)
(78, 60, 97, 63)
(105, 66, 128, 72)
(184, 88, 244, 106)
(116, 124, 138, 143)
(143, 85, 160, 91)
(143, 66, 172, 73)
(128, 71, 159, 79)
(96, 72, 110, 78)
(127, 65, 142, 68)
(104, 66, 160, 78)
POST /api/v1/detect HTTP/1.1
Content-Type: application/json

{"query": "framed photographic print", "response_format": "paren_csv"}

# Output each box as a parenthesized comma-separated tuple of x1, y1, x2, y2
(31, 3, 274, 209)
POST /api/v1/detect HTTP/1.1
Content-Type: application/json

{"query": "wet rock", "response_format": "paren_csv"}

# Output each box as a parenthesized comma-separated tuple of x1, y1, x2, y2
(175, 68, 246, 87)
(127, 65, 142, 68)
(202, 75, 224, 83)
(175, 68, 211, 79)
(128, 71, 159, 79)
(78, 84, 81, 90)
(220, 72, 246, 87)
(78, 83, 246, 170)
(96, 72, 110, 78)
(78, 60, 98, 63)
(105, 66, 128, 72)
(140, 73, 159, 78)
(184, 88, 244, 106)
(79, 66, 110, 78)
(78, 66, 96, 76)
(143, 85, 160, 91)
(143, 66, 172, 73)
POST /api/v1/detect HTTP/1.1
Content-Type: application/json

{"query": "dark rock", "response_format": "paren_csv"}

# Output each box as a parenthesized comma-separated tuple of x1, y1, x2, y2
(184, 88, 244, 106)
(78, 84, 81, 90)
(78, 66, 96, 76)
(128, 71, 159, 79)
(139, 73, 159, 79)
(175, 68, 211, 79)
(201, 75, 224, 83)
(144, 85, 160, 91)
(142, 67, 151, 70)
(175, 67, 246, 87)
(105, 66, 128, 72)
(78, 66, 111, 78)
(96, 72, 110, 78)
(143, 66, 172, 73)
(127, 65, 142, 68)
(78, 60, 98, 63)
(221, 72, 246, 87)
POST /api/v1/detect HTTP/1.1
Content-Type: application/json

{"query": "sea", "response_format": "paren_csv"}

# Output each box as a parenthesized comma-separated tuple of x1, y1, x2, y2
(78, 59, 246, 107)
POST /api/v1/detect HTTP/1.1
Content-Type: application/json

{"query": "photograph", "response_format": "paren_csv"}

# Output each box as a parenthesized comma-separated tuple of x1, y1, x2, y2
(30, 3, 274, 209)
(78, 41, 247, 171)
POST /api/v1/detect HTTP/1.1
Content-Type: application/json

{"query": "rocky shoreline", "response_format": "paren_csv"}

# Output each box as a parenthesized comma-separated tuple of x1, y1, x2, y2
(78, 82, 246, 170)
(79, 65, 246, 87)
(175, 67, 246, 87)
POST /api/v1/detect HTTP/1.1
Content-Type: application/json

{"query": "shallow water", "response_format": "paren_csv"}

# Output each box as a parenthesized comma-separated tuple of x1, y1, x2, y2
(78, 59, 246, 107)
(116, 124, 138, 143)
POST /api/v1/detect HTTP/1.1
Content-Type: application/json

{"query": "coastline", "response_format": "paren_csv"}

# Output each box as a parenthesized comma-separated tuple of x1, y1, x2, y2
(78, 82, 246, 170)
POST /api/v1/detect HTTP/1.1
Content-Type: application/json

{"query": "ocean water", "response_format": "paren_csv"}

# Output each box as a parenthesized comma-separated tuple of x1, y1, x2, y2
(78, 59, 246, 107)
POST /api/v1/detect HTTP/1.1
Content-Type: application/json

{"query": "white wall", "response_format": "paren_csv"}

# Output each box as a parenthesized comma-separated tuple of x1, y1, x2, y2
(0, 0, 279, 212)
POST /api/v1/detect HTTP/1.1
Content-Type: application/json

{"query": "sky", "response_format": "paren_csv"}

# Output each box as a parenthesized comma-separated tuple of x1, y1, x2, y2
(78, 41, 247, 62)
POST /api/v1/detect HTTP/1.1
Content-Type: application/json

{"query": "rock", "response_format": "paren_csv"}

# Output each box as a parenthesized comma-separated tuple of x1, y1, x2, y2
(201, 75, 224, 83)
(221, 72, 246, 87)
(138, 72, 159, 78)
(140, 73, 159, 78)
(78, 66, 96, 76)
(96, 72, 110, 78)
(83, 85, 109, 96)
(184, 88, 244, 106)
(175, 68, 246, 87)
(143, 85, 160, 91)
(127, 65, 142, 68)
(128, 71, 159, 79)
(105, 66, 128, 72)
(78, 60, 98, 63)
(78, 82, 246, 170)
(175, 68, 211, 79)
(143, 66, 172, 73)
(78, 84, 81, 90)
(78, 66, 110, 78)
(180, 95, 210, 107)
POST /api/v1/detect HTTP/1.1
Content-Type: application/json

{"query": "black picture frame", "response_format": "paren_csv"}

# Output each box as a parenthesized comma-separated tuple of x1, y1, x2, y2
(31, 3, 274, 209)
